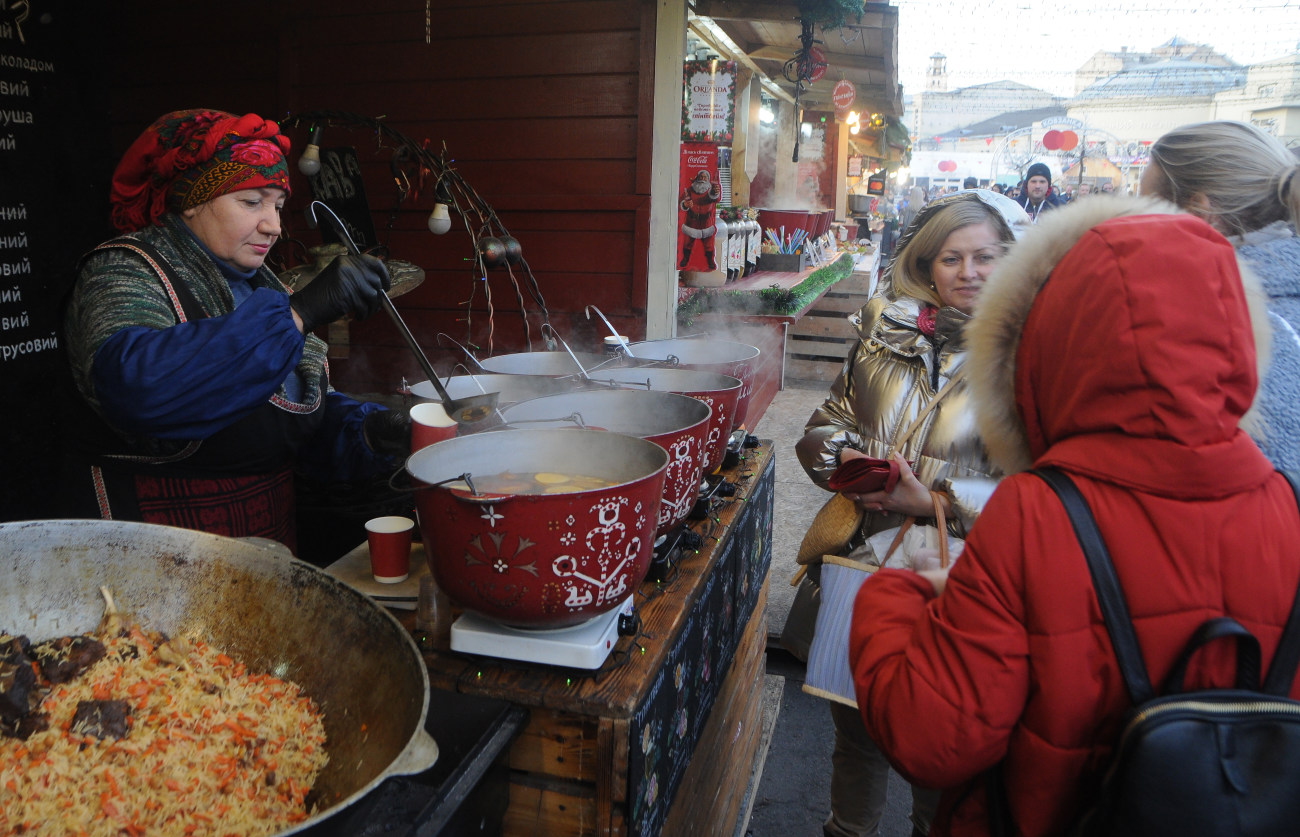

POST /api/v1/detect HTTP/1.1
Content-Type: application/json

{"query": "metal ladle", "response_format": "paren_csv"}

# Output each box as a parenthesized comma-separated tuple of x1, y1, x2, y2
(585, 305, 635, 358)
(541, 323, 592, 382)
(307, 202, 497, 423)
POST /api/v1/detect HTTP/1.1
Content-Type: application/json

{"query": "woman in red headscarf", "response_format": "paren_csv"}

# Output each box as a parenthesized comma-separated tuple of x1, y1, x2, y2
(62, 109, 408, 553)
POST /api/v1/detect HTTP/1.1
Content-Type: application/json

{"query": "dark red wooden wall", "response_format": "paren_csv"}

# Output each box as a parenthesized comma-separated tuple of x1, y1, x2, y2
(105, 0, 661, 394)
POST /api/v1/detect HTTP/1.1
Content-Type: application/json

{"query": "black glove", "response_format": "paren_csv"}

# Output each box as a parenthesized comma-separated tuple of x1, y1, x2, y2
(290, 253, 391, 332)
(363, 408, 412, 460)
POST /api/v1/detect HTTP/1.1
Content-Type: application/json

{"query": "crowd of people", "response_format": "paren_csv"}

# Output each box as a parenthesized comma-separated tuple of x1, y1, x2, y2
(786, 118, 1300, 837)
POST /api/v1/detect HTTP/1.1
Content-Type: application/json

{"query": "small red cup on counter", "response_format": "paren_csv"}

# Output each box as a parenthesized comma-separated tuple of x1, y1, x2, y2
(365, 515, 415, 583)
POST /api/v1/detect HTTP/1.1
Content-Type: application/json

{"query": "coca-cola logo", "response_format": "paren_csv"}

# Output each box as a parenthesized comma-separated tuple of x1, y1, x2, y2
(687, 155, 710, 165)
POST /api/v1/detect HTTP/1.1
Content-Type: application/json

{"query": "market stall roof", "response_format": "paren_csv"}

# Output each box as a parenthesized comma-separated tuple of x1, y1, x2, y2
(689, 0, 902, 116)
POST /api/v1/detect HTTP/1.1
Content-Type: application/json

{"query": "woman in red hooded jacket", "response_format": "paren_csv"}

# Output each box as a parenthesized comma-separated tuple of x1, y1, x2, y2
(848, 195, 1300, 836)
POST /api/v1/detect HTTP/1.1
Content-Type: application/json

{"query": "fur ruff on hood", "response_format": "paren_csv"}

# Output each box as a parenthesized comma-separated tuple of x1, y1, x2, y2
(966, 194, 1272, 476)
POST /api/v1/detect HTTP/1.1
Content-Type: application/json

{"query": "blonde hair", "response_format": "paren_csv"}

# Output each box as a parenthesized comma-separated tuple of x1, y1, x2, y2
(891, 199, 1015, 305)
(1149, 121, 1300, 237)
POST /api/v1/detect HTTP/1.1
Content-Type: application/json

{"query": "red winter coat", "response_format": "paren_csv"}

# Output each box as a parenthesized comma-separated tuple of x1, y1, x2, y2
(849, 197, 1300, 837)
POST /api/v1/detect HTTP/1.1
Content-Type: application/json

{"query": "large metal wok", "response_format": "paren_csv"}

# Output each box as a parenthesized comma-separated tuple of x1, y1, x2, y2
(0, 519, 437, 835)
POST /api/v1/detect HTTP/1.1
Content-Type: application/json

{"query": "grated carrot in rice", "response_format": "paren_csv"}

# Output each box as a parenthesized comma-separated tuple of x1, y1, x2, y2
(0, 625, 328, 836)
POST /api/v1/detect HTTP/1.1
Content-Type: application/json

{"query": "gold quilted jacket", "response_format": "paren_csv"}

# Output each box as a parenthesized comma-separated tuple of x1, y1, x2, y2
(795, 293, 1000, 545)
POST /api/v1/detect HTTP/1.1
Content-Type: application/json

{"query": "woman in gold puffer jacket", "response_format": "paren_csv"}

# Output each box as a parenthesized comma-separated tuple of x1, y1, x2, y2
(787, 190, 1026, 837)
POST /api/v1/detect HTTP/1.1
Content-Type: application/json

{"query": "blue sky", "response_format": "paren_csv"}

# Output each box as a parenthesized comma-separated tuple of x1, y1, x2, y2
(893, 0, 1300, 97)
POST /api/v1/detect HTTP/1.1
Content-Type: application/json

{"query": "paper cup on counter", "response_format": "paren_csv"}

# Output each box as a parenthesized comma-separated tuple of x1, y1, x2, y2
(410, 402, 458, 451)
(365, 515, 414, 583)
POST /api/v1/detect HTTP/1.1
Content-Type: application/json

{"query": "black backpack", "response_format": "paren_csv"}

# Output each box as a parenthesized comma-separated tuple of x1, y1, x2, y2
(1030, 467, 1300, 837)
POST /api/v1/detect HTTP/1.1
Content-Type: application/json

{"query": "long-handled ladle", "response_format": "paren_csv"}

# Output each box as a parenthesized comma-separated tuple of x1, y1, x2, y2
(307, 201, 498, 423)
(585, 305, 635, 358)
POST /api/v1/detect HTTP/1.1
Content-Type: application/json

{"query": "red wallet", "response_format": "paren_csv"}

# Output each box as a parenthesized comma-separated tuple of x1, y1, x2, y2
(827, 456, 901, 494)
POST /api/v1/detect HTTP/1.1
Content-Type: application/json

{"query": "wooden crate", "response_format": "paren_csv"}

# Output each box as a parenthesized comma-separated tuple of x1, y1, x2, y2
(786, 263, 876, 383)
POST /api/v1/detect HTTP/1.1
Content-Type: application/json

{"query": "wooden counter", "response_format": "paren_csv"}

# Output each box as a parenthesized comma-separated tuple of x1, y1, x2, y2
(411, 442, 776, 836)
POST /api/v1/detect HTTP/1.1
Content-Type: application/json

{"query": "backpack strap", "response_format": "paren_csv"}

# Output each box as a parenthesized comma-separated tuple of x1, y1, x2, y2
(1262, 471, 1300, 696)
(1161, 617, 1261, 694)
(1030, 468, 1155, 704)
(1035, 468, 1300, 701)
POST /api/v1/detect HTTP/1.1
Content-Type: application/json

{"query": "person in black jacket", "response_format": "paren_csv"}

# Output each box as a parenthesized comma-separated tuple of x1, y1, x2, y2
(1013, 162, 1062, 223)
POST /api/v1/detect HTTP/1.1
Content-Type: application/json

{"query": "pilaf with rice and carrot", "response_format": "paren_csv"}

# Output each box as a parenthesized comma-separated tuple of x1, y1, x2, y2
(0, 589, 328, 836)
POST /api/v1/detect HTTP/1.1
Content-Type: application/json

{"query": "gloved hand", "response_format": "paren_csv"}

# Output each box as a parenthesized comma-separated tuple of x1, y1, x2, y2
(363, 408, 412, 460)
(290, 253, 391, 332)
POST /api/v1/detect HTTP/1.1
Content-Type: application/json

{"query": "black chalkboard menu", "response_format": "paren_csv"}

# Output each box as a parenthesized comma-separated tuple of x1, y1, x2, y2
(0, 2, 114, 521)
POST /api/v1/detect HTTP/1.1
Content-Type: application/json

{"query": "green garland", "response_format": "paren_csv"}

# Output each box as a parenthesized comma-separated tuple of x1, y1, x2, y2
(799, 0, 865, 30)
(677, 254, 854, 328)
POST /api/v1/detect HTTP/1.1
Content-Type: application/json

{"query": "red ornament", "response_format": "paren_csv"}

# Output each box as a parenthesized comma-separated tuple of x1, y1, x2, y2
(1042, 130, 1063, 150)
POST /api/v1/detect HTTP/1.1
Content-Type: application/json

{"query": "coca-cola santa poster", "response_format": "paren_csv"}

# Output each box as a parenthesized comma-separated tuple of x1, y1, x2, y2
(678, 144, 721, 272)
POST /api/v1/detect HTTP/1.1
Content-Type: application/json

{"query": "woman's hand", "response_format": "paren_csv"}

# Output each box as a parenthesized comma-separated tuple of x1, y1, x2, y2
(842, 453, 934, 517)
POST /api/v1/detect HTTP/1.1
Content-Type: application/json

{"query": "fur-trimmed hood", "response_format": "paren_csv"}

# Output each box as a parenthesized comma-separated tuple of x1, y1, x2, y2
(966, 194, 1274, 496)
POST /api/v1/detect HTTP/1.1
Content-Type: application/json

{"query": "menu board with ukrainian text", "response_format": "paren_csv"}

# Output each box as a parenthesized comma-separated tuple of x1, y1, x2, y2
(0, 1, 113, 520)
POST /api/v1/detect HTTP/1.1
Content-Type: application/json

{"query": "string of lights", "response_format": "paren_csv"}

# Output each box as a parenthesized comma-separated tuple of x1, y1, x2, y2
(279, 110, 554, 356)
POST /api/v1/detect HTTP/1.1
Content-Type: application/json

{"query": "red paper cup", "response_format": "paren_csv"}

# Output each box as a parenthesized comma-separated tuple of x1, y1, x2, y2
(365, 515, 414, 583)
(410, 402, 458, 451)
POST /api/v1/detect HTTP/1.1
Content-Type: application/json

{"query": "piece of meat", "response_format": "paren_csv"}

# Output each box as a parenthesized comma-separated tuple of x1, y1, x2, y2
(3, 711, 49, 740)
(0, 659, 37, 721)
(32, 636, 106, 685)
(0, 634, 32, 666)
(70, 699, 131, 740)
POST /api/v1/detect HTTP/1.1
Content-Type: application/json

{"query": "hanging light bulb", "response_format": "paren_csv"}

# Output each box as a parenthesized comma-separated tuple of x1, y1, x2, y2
(427, 177, 453, 235)
(298, 125, 323, 177)
(427, 204, 451, 234)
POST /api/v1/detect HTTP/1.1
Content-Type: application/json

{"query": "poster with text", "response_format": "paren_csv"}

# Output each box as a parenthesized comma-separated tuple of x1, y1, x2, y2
(682, 60, 737, 144)
(677, 144, 720, 273)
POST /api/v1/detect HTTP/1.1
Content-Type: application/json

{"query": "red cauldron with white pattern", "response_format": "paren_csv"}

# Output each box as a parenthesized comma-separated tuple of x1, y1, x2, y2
(581, 367, 741, 475)
(408, 429, 667, 628)
(497, 389, 711, 536)
(625, 338, 760, 430)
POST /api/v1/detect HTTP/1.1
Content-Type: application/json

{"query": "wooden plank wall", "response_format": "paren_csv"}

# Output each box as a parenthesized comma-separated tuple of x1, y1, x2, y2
(102, 0, 660, 394)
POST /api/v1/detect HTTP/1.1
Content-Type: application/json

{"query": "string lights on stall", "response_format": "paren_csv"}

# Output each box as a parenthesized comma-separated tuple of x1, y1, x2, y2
(278, 110, 553, 357)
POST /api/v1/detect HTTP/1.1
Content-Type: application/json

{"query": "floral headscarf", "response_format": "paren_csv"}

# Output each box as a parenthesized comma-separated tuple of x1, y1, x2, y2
(109, 109, 292, 233)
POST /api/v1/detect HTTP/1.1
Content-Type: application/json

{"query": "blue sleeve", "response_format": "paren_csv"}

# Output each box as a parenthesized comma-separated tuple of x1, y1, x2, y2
(296, 393, 405, 483)
(90, 288, 305, 439)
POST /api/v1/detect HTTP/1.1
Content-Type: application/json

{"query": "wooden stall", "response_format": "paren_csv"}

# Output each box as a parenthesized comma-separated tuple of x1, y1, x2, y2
(409, 442, 776, 836)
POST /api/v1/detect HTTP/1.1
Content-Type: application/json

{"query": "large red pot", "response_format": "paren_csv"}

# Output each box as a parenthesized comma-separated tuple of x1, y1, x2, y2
(498, 389, 711, 536)
(624, 338, 760, 430)
(582, 367, 741, 474)
(408, 429, 667, 628)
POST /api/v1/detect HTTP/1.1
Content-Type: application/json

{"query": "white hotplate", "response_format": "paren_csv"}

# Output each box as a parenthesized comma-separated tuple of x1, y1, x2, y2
(450, 598, 633, 669)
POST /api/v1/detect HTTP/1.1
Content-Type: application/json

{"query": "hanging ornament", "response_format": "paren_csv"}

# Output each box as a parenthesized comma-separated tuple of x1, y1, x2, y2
(477, 236, 508, 269)
(499, 235, 524, 266)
